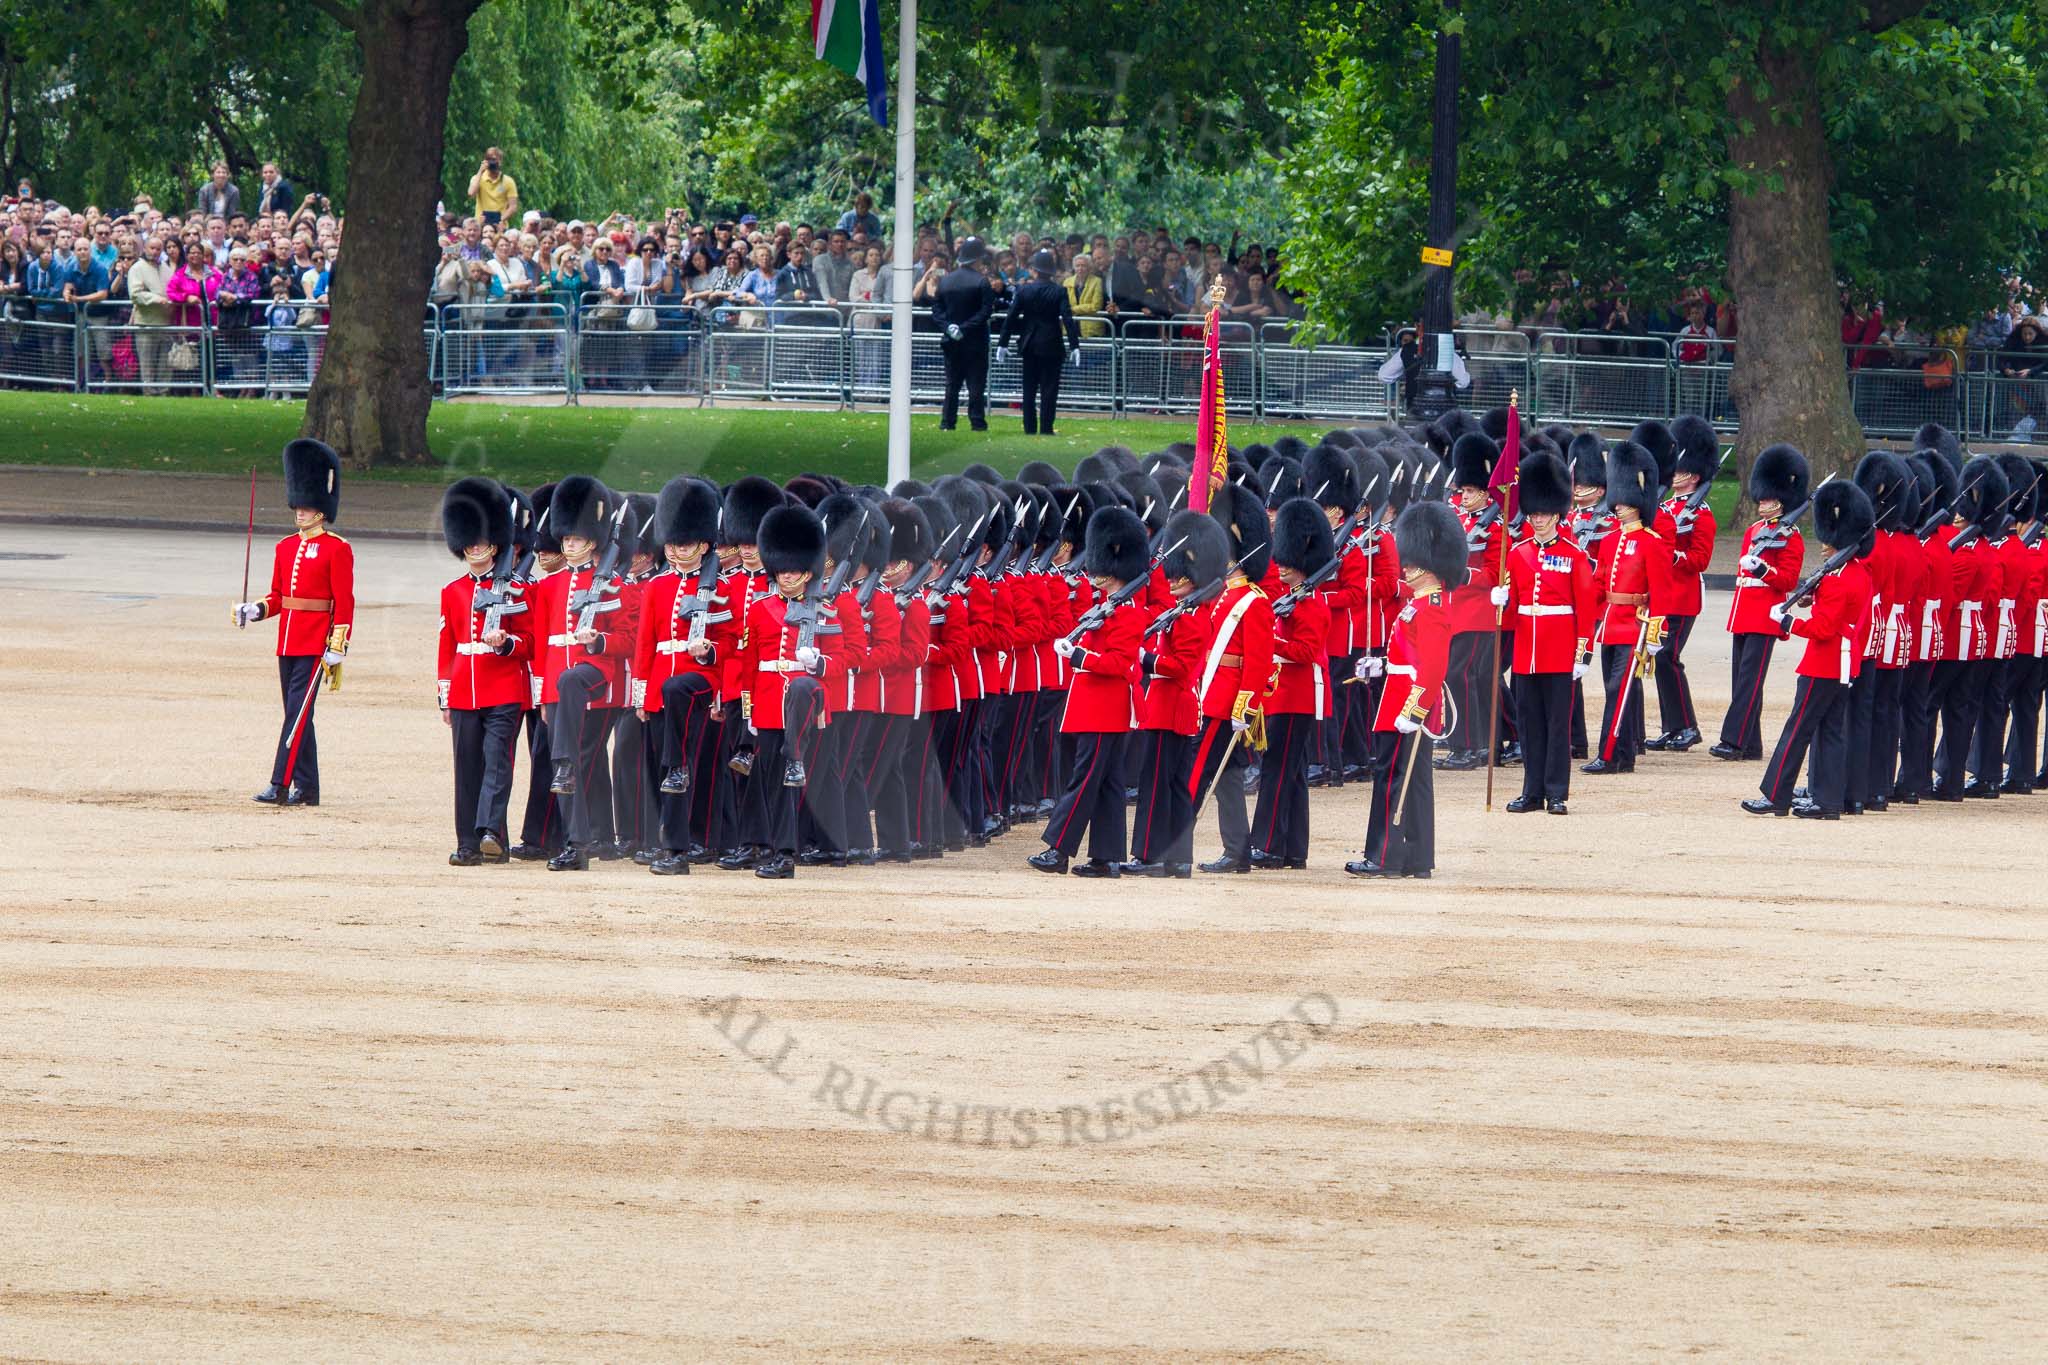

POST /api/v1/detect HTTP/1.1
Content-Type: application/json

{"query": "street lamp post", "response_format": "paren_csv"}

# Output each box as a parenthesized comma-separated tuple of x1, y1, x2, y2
(1410, 2, 1461, 422)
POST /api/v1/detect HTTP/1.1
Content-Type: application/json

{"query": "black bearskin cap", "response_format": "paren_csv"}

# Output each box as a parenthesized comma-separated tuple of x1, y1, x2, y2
(1909, 450, 1956, 518)
(912, 494, 957, 561)
(856, 496, 893, 571)
(1479, 406, 1509, 443)
(935, 475, 989, 541)
(1018, 460, 1063, 486)
(1270, 497, 1336, 576)
(502, 483, 537, 555)
(625, 492, 659, 560)
(998, 480, 1040, 547)
(1915, 422, 1964, 470)
(1261, 456, 1304, 510)
(550, 474, 617, 548)
(1994, 452, 2039, 523)
(1748, 444, 1809, 507)
(961, 462, 1003, 487)
(784, 475, 833, 509)
(1958, 456, 2009, 527)
(1083, 506, 1149, 585)
(1117, 470, 1168, 530)
(1047, 484, 1089, 548)
(656, 476, 721, 548)
(1451, 431, 1498, 491)
(1271, 434, 1312, 465)
(1151, 463, 1191, 520)
(1517, 451, 1572, 518)
(1671, 415, 1720, 483)
(282, 438, 341, 522)
(1814, 480, 1875, 551)
(723, 475, 786, 546)
(758, 504, 826, 578)
(439, 476, 511, 559)
(1213, 482, 1272, 581)
(1322, 427, 1363, 450)
(1158, 509, 1230, 586)
(1305, 443, 1361, 514)
(1351, 446, 1391, 510)
(1567, 433, 1608, 489)
(1852, 452, 1912, 533)
(529, 483, 562, 554)
(892, 477, 933, 498)
(1629, 420, 1676, 488)
(816, 492, 874, 567)
(1426, 408, 1481, 457)
(1395, 501, 1469, 589)
(881, 498, 934, 566)
(1023, 483, 1059, 548)
(1606, 440, 1660, 518)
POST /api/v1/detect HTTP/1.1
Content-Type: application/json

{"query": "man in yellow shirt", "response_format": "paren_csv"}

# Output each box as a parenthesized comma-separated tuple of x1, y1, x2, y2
(1065, 252, 1111, 338)
(467, 147, 519, 226)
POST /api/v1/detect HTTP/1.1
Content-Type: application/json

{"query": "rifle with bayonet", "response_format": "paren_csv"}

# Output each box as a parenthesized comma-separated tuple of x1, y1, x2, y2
(1143, 575, 1224, 637)
(1750, 473, 1829, 554)
(923, 510, 991, 624)
(895, 523, 961, 610)
(568, 499, 634, 634)
(785, 532, 862, 655)
(1671, 447, 1730, 534)
(1273, 505, 1369, 619)
(1772, 540, 1861, 634)
(1061, 534, 1189, 647)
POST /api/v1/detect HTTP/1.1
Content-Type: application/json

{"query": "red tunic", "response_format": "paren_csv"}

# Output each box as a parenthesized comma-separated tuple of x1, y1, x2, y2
(1991, 535, 2030, 660)
(818, 591, 870, 719)
(884, 595, 930, 717)
(1449, 505, 1504, 634)
(1727, 519, 1804, 636)
(260, 529, 355, 657)
(1945, 535, 1995, 662)
(925, 586, 976, 710)
(737, 591, 831, 730)
(1593, 521, 1676, 646)
(1060, 601, 1141, 733)
(1316, 541, 1371, 655)
(528, 561, 638, 707)
(719, 569, 767, 699)
(1136, 595, 1212, 735)
(1872, 529, 1925, 669)
(1266, 595, 1332, 718)
(1196, 580, 1276, 721)
(631, 564, 738, 711)
(1501, 535, 1597, 675)
(853, 591, 902, 713)
(1658, 493, 1718, 617)
(436, 573, 533, 710)
(969, 575, 1005, 698)
(1788, 559, 1872, 683)
(1374, 590, 1453, 732)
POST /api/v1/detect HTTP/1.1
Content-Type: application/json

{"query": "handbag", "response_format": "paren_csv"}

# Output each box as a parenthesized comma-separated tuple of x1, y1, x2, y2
(1921, 352, 1956, 391)
(167, 338, 200, 373)
(625, 289, 656, 332)
(296, 306, 320, 327)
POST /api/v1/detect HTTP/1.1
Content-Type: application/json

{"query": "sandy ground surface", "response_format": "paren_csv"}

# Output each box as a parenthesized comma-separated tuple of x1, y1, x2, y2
(3, 522, 2046, 1361)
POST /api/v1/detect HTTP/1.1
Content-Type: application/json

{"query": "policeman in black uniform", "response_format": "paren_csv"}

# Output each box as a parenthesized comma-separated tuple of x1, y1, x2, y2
(932, 235, 997, 431)
(997, 248, 1081, 436)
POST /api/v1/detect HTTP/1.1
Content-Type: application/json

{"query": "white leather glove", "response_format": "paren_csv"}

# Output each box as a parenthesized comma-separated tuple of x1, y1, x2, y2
(232, 601, 263, 626)
(1353, 655, 1384, 682)
(1645, 641, 1663, 657)
(1069, 349, 1082, 368)
(1489, 585, 1509, 607)
(1394, 713, 1422, 734)
(1052, 637, 1076, 659)
(945, 323, 962, 341)
(1739, 554, 1765, 574)
(1230, 714, 1251, 734)
(795, 645, 821, 671)
(1571, 658, 1591, 681)
(321, 648, 345, 667)
(995, 346, 1010, 364)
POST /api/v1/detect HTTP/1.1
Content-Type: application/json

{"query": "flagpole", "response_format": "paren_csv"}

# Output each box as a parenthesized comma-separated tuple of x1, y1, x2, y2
(885, 0, 917, 489)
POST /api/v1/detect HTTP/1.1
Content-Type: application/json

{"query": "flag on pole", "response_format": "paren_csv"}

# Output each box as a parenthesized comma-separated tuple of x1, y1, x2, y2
(1190, 306, 1228, 514)
(812, 0, 888, 127)
(1488, 390, 1521, 521)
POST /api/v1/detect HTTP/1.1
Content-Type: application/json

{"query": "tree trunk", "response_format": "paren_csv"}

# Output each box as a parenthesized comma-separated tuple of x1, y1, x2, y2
(302, 0, 480, 468)
(1724, 44, 1863, 505)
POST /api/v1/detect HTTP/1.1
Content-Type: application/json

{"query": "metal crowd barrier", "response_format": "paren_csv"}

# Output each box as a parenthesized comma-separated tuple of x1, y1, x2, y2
(10, 302, 2046, 444)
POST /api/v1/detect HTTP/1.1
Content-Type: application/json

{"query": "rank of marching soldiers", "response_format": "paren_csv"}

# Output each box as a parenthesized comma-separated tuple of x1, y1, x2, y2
(699, 991, 1341, 1148)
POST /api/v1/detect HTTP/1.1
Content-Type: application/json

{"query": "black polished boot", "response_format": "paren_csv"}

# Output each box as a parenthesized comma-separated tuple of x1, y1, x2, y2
(253, 783, 284, 804)
(754, 853, 796, 879)
(546, 844, 590, 871)
(1198, 854, 1250, 874)
(659, 765, 690, 795)
(549, 760, 576, 795)
(1071, 858, 1121, 878)
(1027, 848, 1070, 875)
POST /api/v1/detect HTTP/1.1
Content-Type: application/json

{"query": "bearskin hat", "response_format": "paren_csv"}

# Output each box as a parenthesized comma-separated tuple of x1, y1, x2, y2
(1239, 442, 1276, 473)
(960, 461, 1003, 487)
(1305, 442, 1361, 514)
(656, 476, 721, 549)
(1566, 432, 1607, 489)
(1958, 456, 2010, 528)
(1083, 505, 1149, 585)
(723, 475, 786, 546)
(1748, 444, 1809, 508)
(784, 475, 833, 509)
(1270, 497, 1336, 577)
(1537, 424, 1574, 457)
(1018, 460, 1063, 487)
(1517, 451, 1573, 518)
(529, 483, 562, 553)
(1046, 484, 1088, 549)
(1320, 427, 1362, 450)
(1151, 463, 1191, 520)
(1271, 434, 1312, 466)
(1117, 470, 1168, 530)
(1628, 420, 1676, 489)
(550, 474, 617, 549)
(1261, 456, 1304, 510)
(1164, 440, 1198, 464)
(1908, 451, 1956, 522)
(936, 475, 989, 543)
(1074, 449, 1129, 485)
(1384, 444, 1425, 512)
(439, 476, 512, 559)
(1671, 415, 1720, 484)
(979, 488, 1014, 554)
(997, 480, 1040, 549)
(1022, 483, 1059, 550)
(1479, 406, 1510, 444)
(891, 477, 933, 499)
(1142, 449, 1188, 478)
(856, 496, 893, 572)
(1426, 408, 1481, 457)
(1853, 452, 1912, 533)
(1606, 440, 1661, 518)
(624, 491, 659, 560)
(1813, 479, 1875, 552)
(1213, 482, 1272, 581)
(1994, 452, 2039, 523)
(815, 492, 874, 568)
(758, 504, 826, 578)
(1364, 425, 1405, 447)
(881, 498, 934, 567)
(502, 483, 537, 555)
(912, 493, 957, 562)
(1915, 422, 1964, 470)
(282, 438, 341, 522)
(1158, 508, 1230, 586)
(1451, 431, 1498, 491)
(1395, 501, 1469, 589)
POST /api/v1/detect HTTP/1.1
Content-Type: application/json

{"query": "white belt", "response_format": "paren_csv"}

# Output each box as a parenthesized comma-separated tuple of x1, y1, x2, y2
(455, 642, 496, 655)
(1734, 576, 1767, 590)
(655, 640, 693, 654)
(1960, 600, 1983, 615)
(547, 632, 577, 646)
(758, 660, 806, 674)
(1517, 604, 1573, 617)
(1386, 663, 1416, 677)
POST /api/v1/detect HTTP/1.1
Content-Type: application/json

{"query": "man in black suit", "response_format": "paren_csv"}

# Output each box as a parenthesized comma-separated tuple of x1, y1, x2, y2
(997, 249, 1082, 436)
(932, 236, 997, 430)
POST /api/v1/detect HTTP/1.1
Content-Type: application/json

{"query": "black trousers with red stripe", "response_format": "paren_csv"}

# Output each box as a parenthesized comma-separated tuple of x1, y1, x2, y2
(610, 708, 655, 852)
(1444, 631, 1487, 750)
(1862, 665, 1904, 805)
(1970, 657, 2021, 786)
(1650, 613, 1698, 735)
(1718, 633, 1777, 757)
(1759, 675, 1847, 812)
(742, 678, 825, 855)
(1129, 728, 1195, 865)
(889, 713, 941, 854)
(1364, 727, 1433, 875)
(1189, 715, 1252, 863)
(1929, 660, 1982, 793)
(270, 653, 322, 792)
(450, 702, 521, 849)
(1513, 672, 1572, 802)
(547, 663, 617, 847)
(1895, 659, 1936, 798)
(656, 673, 718, 853)
(1251, 712, 1314, 862)
(2005, 656, 2045, 786)
(518, 707, 561, 852)
(1596, 644, 1644, 765)
(1042, 730, 1126, 861)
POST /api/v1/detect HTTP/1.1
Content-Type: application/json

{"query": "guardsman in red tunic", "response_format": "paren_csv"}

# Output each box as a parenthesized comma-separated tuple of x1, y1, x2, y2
(233, 438, 354, 808)
(796, 493, 877, 867)
(1712, 444, 1810, 761)
(711, 476, 785, 863)
(511, 483, 566, 860)
(1302, 444, 1365, 789)
(609, 493, 662, 861)
(436, 478, 533, 864)
(1850, 452, 1921, 811)
(1969, 453, 2040, 793)
(631, 476, 731, 876)
(2005, 465, 2048, 793)
(1744, 481, 1877, 818)
(1034, 487, 1092, 819)
(1123, 509, 1225, 878)
(1250, 499, 1335, 870)
(526, 475, 639, 871)
(1564, 433, 1614, 759)
(1930, 457, 2009, 798)
(728, 505, 832, 879)
(1030, 506, 1148, 877)
(1893, 453, 1949, 804)
(1585, 439, 1677, 775)
(1647, 414, 1721, 752)
(1494, 451, 1596, 813)
(1440, 427, 1506, 770)
(842, 498, 903, 864)
(871, 498, 938, 863)
(1348, 500, 1466, 879)
(1193, 484, 1275, 875)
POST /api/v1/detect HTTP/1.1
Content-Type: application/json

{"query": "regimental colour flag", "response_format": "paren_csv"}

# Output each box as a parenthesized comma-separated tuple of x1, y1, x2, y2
(812, 0, 889, 128)
(1190, 305, 1228, 515)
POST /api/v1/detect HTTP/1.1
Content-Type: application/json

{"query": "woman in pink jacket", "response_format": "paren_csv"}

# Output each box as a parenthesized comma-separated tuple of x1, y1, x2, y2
(165, 240, 222, 328)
